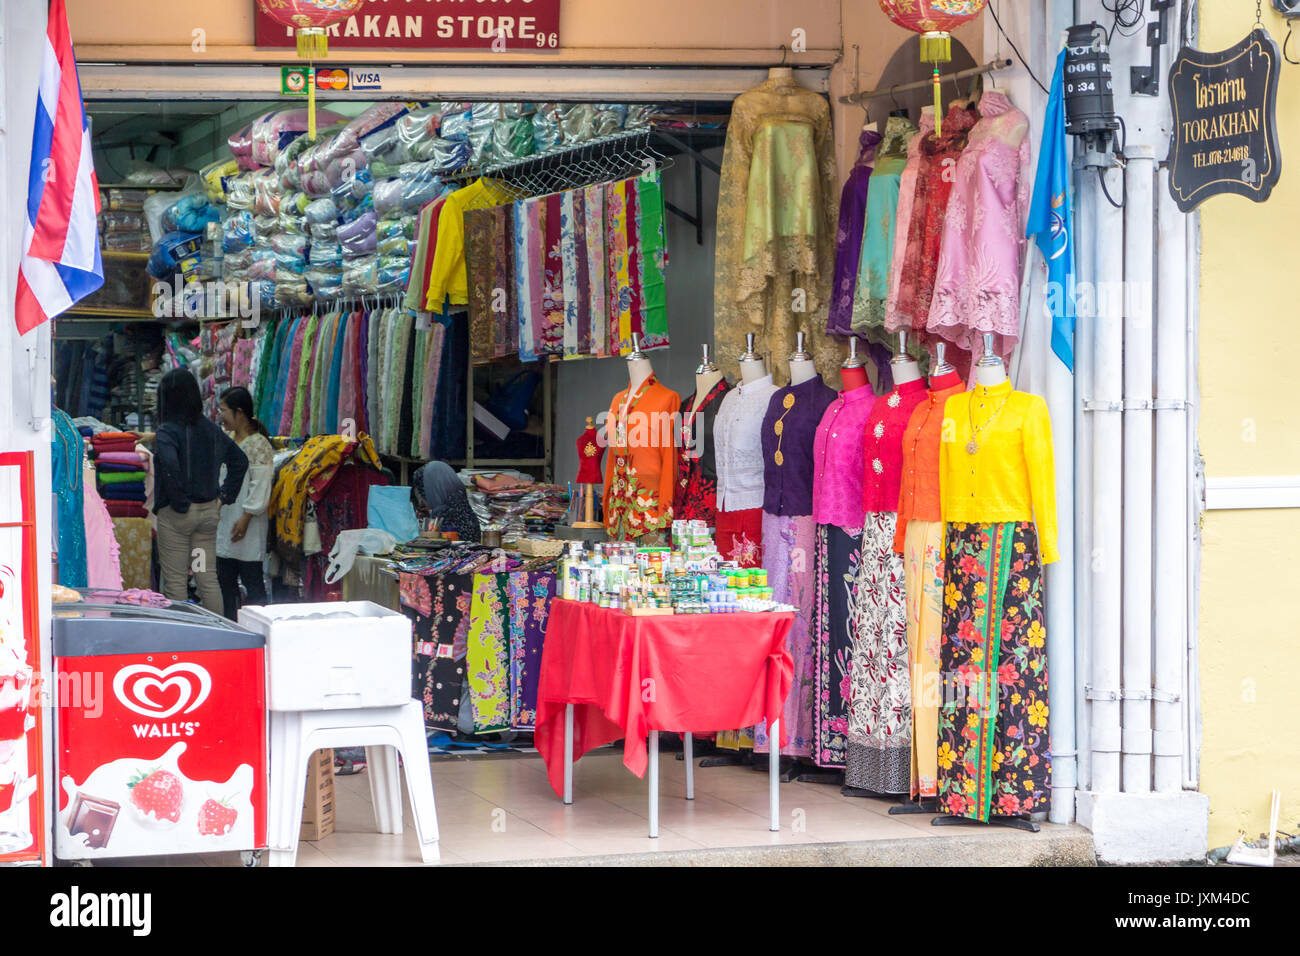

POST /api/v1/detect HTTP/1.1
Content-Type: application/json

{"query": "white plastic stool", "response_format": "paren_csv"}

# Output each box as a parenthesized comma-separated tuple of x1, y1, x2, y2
(267, 700, 439, 867)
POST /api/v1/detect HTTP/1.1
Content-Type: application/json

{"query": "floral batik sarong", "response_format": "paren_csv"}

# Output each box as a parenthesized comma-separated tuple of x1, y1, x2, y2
(845, 511, 910, 793)
(467, 572, 511, 734)
(507, 569, 555, 730)
(936, 521, 1051, 822)
(813, 523, 864, 768)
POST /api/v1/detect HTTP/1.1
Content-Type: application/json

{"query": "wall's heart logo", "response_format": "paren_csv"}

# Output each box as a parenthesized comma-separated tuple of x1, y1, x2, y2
(112, 663, 212, 720)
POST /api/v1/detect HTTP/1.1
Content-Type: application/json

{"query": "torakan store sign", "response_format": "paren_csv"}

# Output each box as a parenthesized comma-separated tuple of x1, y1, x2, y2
(1168, 28, 1282, 212)
(254, 0, 562, 52)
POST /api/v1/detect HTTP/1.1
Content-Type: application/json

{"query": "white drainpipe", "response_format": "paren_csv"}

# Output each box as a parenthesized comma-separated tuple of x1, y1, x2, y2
(1121, 144, 1155, 794)
(1072, 165, 1095, 798)
(1086, 153, 1125, 797)
(1154, 163, 1189, 794)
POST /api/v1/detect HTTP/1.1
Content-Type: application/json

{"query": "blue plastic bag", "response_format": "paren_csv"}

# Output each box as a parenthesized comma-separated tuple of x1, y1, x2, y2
(367, 486, 419, 542)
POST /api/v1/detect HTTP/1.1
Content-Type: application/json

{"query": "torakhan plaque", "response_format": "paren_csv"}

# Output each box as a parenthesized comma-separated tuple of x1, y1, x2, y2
(1168, 29, 1282, 212)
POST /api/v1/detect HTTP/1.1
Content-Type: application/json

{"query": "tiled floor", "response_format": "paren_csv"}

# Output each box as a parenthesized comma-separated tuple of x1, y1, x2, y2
(269, 747, 1058, 866)
(95, 747, 1082, 866)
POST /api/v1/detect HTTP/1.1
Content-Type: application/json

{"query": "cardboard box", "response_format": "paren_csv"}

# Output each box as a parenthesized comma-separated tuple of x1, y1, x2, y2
(300, 748, 336, 842)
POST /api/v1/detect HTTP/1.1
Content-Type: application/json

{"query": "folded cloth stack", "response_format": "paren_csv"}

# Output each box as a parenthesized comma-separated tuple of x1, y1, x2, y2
(88, 433, 150, 518)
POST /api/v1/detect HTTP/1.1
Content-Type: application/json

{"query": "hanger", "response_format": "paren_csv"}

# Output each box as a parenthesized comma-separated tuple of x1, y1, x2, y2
(888, 84, 909, 119)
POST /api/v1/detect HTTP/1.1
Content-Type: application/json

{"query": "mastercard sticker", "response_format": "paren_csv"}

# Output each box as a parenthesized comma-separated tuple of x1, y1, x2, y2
(315, 68, 350, 91)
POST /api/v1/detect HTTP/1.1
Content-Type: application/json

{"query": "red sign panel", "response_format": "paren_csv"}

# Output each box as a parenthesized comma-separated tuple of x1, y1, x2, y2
(0, 452, 46, 865)
(254, 0, 562, 52)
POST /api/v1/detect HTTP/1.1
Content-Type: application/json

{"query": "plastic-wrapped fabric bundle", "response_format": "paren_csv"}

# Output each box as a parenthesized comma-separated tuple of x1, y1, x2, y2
(250, 280, 278, 313)
(222, 211, 256, 254)
(199, 159, 239, 202)
(228, 120, 261, 171)
(161, 193, 220, 235)
(375, 256, 410, 294)
(360, 124, 400, 164)
(344, 102, 409, 140)
(372, 177, 405, 217)
(533, 104, 564, 153)
(560, 104, 601, 144)
(342, 255, 379, 295)
(626, 104, 654, 128)
(222, 247, 254, 281)
(253, 214, 279, 237)
(251, 169, 282, 217)
(276, 135, 313, 192)
(309, 220, 339, 241)
(251, 108, 345, 167)
(309, 241, 343, 268)
(147, 232, 203, 281)
(337, 192, 374, 224)
(224, 172, 256, 211)
(247, 248, 276, 282)
(339, 210, 378, 257)
(304, 197, 339, 225)
(593, 104, 629, 136)
(492, 117, 535, 161)
(438, 106, 473, 141)
(413, 138, 470, 171)
(307, 267, 342, 299)
(392, 106, 441, 162)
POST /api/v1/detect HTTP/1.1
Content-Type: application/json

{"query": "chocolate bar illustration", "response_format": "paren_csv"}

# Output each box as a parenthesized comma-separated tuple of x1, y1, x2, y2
(68, 792, 120, 849)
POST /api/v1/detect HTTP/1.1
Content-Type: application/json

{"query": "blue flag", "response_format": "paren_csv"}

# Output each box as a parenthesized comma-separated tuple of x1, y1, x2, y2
(1026, 49, 1076, 372)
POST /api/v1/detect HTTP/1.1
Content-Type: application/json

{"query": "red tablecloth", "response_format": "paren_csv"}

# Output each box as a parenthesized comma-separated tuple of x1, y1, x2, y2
(535, 599, 794, 797)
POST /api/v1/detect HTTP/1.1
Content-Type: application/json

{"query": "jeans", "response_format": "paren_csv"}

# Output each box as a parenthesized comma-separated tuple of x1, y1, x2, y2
(217, 557, 268, 621)
(155, 500, 222, 614)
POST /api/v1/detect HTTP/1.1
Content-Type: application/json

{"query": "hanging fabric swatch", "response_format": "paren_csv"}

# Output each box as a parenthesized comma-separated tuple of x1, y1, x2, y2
(583, 184, 608, 356)
(636, 171, 668, 349)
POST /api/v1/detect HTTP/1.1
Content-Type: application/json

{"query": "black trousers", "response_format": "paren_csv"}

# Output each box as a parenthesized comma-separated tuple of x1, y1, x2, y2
(217, 557, 267, 621)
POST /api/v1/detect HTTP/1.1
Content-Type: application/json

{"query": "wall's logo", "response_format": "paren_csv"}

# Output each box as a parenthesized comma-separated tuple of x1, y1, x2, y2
(112, 664, 212, 720)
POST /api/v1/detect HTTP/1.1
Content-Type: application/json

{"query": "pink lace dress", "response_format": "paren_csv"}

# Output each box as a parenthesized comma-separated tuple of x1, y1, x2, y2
(926, 90, 1032, 361)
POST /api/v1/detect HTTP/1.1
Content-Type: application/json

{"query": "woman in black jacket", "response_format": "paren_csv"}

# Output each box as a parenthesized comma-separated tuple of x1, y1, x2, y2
(153, 369, 248, 613)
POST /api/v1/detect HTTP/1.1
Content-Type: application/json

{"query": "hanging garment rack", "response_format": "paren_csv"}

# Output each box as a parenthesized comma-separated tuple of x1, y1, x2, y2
(837, 57, 1014, 106)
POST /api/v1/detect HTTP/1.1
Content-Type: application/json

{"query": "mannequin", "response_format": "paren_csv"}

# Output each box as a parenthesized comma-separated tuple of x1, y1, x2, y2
(572, 416, 605, 529)
(768, 66, 796, 85)
(972, 332, 1008, 387)
(676, 345, 731, 525)
(929, 340, 957, 382)
(841, 338, 870, 392)
(604, 332, 681, 540)
(890, 331, 922, 386)
(738, 332, 769, 385)
(788, 332, 818, 386)
(693, 345, 726, 413)
(626, 333, 655, 392)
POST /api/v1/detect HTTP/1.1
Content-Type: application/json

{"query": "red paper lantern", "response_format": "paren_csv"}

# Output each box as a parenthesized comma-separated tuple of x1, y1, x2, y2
(257, 0, 364, 58)
(879, 0, 988, 134)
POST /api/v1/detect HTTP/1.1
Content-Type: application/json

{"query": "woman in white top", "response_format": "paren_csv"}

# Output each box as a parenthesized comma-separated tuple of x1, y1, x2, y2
(216, 386, 274, 619)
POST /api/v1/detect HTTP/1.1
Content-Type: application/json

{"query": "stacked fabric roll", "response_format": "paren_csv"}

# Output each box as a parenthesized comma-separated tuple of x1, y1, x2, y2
(87, 432, 150, 519)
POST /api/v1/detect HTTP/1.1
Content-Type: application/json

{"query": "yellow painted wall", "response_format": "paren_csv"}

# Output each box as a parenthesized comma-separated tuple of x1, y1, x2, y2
(1198, 1, 1300, 850)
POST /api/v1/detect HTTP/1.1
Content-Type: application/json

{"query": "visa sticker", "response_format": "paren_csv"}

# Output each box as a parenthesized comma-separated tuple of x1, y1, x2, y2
(350, 70, 383, 92)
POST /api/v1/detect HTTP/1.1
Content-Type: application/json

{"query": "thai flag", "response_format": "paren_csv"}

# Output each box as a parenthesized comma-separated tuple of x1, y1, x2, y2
(14, 0, 103, 336)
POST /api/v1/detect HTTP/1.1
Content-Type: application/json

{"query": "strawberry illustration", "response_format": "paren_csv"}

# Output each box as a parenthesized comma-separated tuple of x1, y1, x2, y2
(127, 768, 183, 823)
(197, 797, 238, 837)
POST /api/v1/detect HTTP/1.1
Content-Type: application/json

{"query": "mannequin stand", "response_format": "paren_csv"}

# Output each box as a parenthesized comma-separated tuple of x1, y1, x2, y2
(839, 785, 909, 801)
(930, 814, 1041, 833)
(750, 755, 807, 782)
(888, 796, 940, 815)
(571, 482, 603, 530)
(794, 767, 844, 786)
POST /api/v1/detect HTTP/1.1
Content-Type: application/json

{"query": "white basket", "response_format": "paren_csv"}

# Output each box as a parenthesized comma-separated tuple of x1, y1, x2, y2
(239, 601, 411, 712)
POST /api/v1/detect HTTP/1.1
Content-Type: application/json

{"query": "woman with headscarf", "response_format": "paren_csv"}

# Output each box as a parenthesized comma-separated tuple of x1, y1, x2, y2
(412, 462, 481, 543)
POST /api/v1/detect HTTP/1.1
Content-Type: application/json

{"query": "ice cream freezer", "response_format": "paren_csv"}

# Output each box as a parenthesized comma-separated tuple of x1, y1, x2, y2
(52, 592, 267, 863)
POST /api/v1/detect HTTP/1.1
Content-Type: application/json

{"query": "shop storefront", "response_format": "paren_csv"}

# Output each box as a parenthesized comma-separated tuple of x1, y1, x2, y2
(3, 0, 1289, 869)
